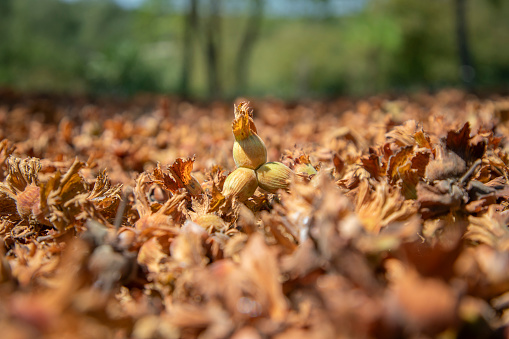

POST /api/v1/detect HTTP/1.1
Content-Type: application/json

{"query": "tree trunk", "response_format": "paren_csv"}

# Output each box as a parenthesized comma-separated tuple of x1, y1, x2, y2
(234, 0, 264, 96)
(455, 0, 475, 86)
(205, 0, 222, 98)
(179, 0, 198, 98)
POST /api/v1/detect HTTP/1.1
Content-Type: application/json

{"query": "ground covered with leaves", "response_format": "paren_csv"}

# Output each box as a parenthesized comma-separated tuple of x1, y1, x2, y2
(1, 89, 509, 338)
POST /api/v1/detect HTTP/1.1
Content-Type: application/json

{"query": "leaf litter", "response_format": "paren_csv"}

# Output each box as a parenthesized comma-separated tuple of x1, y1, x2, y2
(1, 90, 509, 338)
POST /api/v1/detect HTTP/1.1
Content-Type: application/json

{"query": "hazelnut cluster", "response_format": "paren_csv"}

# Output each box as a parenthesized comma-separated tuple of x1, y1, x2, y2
(222, 102, 293, 201)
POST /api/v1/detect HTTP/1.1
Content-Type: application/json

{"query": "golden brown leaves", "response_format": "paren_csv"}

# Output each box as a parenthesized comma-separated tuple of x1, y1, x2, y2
(0, 139, 15, 181)
(40, 159, 87, 232)
(0, 157, 44, 224)
(84, 170, 122, 215)
(466, 207, 509, 251)
(2, 92, 509, 338)
(233, 101, 257, 139)
(446, 122, 486, 163)
(387, 146, 429, 198)
(152, 156, 203, 196)
(385, 259, 459, 334)
(238, 234, 288, 321)
(417, 180, 468, 219)
(355, 180, 418, 233)
(232, 111, 254, 141)
(170, 234, 287, 325)
(1, 156, 41, 197)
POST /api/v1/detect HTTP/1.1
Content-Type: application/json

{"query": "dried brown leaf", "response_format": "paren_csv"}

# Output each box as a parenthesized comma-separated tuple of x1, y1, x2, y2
(385, 120, 419, 147)
(233, 101, 257, 135)
(355, 180, 418, 233)
(466, 206, 509, 251)
(39, 158, 87, 232)
(446, 122, 486, 163)
(385, 259, 459, 334)
(425, 144, 467, 181)
(239, 234, 288, 321)
(387, 146, 430, 198)
(417, 180, 468, 219)
(261, 212, 298, 254)
(152, 163, 179, 193)
(0, 139, 16, 181)
(152, 157, 203, 196)
(360, 153, 384, 180)
(0, 156, 41, 197)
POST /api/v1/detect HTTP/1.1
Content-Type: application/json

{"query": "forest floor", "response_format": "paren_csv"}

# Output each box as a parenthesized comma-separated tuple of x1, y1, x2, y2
(1, 89, 509, 338)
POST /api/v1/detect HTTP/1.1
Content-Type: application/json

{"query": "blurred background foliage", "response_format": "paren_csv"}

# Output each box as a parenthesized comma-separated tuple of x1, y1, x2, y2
(0, 0, 507, 99)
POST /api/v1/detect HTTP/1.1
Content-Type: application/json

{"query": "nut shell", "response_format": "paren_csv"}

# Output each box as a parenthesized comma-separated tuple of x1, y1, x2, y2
(294, 163, 317, 177)
(233, 134, 267, 170)
(16, 183, 48, 225)
(222, 167, 258, 202)
(16, 184, 40, 220)
(256, 162, 293, 193)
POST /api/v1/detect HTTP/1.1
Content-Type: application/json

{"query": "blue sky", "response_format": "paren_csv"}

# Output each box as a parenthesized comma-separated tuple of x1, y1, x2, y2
(110, 0, 366, 16)
(114, 0, 144, 8)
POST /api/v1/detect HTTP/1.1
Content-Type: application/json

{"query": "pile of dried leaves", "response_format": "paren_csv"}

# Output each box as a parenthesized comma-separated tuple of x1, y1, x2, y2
(1, 89, 509, 338)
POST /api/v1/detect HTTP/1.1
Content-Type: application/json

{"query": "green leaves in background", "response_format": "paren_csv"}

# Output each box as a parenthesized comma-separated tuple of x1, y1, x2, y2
(0, 0, 508, 98)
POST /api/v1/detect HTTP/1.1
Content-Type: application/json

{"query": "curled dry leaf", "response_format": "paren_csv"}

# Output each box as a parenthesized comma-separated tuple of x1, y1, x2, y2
(39, 158, 87, 232)
(417, 180, 468, 219)
(0, 156, 50, 227)
(234, 101, 257, 134)
(387, 145, 429, 198)
(385, 120, 432, 149)
(0, 139, 16, 180)
(446, 122, 486, 163)
(134, 172, 187, 234)
(152, 156, 203, 196)
(466, 206, 509, 251)
(65, 169, 123, 223)
(355, 180, 418, 233)
(261, 212, 298, 254)
(425, 144, 467, 181)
